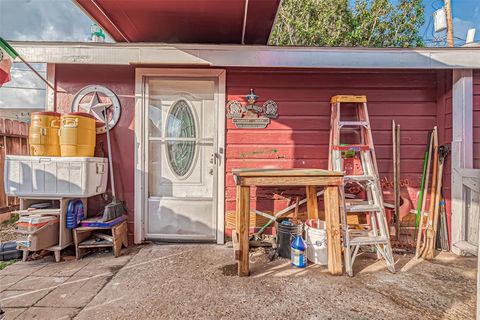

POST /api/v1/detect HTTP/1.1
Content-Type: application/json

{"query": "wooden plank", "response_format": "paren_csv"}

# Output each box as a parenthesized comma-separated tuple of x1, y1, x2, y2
(112, 221, 128, 257)
(467, 188, 480, 246)
(232, 168, 343, 177)
(331, 95, 367, 103)
(306, 186, 318, 220)
(239, 176, 343, 187)
(237, 185, 250, 276)
(227, 129, 434, 145)
(324, 186, 342, 275)
(226, 144, 429, 160)
(232, 229, 239, 260)
(228, 87, 436, 102)
(227, 115, 436, 131)
(227, 71, 437, 89)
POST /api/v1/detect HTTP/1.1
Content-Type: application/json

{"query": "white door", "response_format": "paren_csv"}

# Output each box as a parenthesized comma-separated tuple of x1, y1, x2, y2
(146, 78, 218, 241)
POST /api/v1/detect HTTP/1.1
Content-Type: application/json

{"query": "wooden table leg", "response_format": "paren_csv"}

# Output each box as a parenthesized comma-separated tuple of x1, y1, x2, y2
(306, 185, 319, 220)
(324, 186, 343, 275)
(237, 185, 250, 276)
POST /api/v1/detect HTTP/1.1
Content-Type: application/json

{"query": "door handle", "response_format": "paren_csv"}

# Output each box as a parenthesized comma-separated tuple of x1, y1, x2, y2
(210, 153, 221, 165)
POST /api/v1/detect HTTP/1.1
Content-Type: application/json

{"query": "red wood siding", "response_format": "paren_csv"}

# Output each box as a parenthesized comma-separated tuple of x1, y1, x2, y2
(474, 70, 480, 169)
(52, 64, 454, 242)
(225, 69, 451, 225)
(54, 65, 136, 243)
(436, 70, 452, 241)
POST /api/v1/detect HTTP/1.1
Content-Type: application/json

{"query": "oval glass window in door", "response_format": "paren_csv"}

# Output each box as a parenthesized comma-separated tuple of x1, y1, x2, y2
(166, 99, 196, 177)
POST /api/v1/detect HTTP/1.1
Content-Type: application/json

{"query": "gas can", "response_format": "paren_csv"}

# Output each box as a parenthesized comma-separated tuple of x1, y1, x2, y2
(290, 235, 307, 268)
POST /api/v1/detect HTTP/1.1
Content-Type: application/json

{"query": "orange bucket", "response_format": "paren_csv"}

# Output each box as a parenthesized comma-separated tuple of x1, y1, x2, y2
(29, 112, 61, 156)
(59, 112, 96, 157)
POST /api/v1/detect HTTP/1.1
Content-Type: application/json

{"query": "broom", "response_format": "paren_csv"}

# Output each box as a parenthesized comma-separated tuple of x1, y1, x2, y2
(91, 103, 125, 221)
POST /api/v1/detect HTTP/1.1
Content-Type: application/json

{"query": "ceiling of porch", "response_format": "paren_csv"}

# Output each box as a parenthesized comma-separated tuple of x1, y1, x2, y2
(74, 0, 281, 44)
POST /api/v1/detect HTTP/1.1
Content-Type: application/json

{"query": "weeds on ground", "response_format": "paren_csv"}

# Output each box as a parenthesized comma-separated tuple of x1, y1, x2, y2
(0, 260, 17, 270)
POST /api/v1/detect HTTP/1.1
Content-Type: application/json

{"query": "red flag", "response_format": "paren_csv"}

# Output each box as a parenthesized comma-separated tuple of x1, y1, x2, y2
(0, 48, 12, 86)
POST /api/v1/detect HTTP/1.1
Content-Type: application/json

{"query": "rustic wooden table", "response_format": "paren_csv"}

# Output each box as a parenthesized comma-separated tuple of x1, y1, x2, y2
(232, 168, 344, 276)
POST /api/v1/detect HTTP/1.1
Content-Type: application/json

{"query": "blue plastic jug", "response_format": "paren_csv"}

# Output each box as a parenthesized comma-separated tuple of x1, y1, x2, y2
(66, 199, 84, 229)
(291, 235, 307, 268)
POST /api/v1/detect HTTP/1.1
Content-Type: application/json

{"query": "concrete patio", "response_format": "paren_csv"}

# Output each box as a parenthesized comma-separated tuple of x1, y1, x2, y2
(0, 244, 476, 319)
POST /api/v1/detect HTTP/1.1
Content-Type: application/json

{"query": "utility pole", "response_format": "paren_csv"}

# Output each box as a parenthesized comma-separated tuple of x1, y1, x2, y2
(444, 0, 454, 47)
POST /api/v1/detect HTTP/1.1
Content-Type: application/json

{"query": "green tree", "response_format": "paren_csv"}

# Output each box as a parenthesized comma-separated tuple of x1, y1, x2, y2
(270, 0, 425, 47)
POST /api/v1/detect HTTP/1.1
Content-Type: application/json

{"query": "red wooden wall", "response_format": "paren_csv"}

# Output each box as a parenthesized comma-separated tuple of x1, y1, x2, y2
(55, 64, 136, 242)
(225, 68, 452, 231)
(474, 70, 480, 169)
(52, 64, 453, 242)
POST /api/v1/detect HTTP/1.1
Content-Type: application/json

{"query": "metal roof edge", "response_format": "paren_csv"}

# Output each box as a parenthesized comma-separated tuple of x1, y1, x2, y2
(8, 41, 480, 69)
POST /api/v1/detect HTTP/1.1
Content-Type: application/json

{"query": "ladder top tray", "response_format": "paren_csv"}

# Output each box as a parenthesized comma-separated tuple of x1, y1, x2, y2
(330, 95, 367, 103)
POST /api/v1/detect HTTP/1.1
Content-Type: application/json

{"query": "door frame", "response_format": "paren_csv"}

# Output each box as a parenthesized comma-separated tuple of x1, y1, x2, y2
(134, 68, 226, 244)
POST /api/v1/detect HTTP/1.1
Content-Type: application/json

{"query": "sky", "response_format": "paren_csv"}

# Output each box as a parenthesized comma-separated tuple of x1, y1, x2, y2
(0, 0, 479, 111)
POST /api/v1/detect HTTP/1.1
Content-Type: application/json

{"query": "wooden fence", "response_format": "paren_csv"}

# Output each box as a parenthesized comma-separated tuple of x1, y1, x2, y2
(0, 118, 29, 213)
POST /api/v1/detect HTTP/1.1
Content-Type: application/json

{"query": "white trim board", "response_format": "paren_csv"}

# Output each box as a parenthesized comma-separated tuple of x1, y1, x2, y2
(451, 69, 474, 256)
(134, 68, 226, 244)
(10, 41, 480, 69)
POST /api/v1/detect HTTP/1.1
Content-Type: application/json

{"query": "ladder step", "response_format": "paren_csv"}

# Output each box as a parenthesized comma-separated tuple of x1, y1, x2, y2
(330, 95, 367, 103)
(332, 144, 370, 152)
(346, 204, 382, 213)
(349, 236, 389, 246)
(345, 175, 376, 182)
(338, 121, 369, 127)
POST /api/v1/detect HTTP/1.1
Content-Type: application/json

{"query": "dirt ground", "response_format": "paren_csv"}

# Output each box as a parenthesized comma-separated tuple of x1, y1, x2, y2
(0, 214, 18, 243)
(0, 244, 477, 320)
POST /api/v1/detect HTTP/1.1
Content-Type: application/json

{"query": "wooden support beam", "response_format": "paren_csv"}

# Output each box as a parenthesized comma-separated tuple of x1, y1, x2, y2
(306, 185, 319, 220)
(324, 186, 342, 275)
(237, 185, 250, 277)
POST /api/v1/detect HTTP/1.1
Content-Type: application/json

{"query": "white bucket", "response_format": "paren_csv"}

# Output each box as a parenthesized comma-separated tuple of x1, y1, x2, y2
(305, 219, 327, 265)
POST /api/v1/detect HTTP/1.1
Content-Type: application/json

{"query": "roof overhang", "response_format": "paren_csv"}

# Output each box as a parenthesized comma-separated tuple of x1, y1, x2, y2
(10, 41, 480, 69)
(74, 0, 280, 44)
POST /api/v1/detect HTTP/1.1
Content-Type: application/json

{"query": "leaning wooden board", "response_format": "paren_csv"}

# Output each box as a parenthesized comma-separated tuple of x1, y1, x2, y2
(232, 168, 344, 276)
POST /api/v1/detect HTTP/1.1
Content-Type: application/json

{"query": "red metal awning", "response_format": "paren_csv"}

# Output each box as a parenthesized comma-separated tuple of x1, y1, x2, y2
(75, 0, 280, 44)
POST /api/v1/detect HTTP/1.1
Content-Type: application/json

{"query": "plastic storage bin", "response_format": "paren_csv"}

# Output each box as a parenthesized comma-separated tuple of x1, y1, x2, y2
(29, 112, 61, 156)
(16, 218, 59, 251)
(4, 155, 108, 197)
(59, 112, 96, 157)
(17, 215, 59, 233)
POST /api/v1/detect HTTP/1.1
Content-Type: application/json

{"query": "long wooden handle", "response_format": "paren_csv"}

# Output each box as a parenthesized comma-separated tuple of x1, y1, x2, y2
(415, 130, 433, 258)
(418, 127, 438, 258)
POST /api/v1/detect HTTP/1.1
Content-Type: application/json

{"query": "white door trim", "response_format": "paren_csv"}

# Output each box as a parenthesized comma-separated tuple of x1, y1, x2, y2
(134, 68, 226, 244)
(451, 69, 473, 255)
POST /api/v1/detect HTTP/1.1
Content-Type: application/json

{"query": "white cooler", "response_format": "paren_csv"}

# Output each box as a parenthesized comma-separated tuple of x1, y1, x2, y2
(4, 155, 108, 197)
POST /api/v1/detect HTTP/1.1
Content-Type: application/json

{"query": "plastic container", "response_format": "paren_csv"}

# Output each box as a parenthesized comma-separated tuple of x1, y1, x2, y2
(4, 155, 108, 197)
(59, 112, 96, 157)
(16, 215, 59, 233)
(29, 112, 61, 156)
(276, 220, 302, 259)
(291, 235, 307, 268)
(66, 199, 84, 229)
(16, 218, 59, 251)
(305, 219, 327, 265)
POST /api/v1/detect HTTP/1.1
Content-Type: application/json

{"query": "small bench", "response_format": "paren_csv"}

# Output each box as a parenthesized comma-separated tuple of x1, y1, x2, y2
(73, 220, 128, 259)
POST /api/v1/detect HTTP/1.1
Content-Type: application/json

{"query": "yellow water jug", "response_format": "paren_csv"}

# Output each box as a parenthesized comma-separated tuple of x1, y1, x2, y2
(59, 112, 96, 157)
(29, 112, 61, 156)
